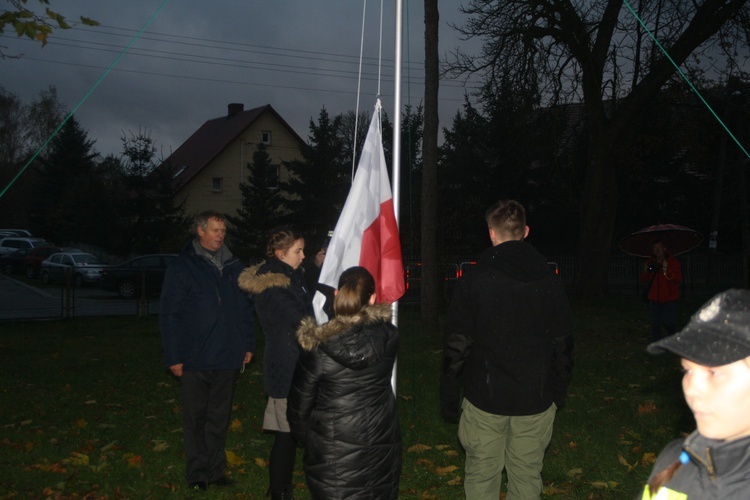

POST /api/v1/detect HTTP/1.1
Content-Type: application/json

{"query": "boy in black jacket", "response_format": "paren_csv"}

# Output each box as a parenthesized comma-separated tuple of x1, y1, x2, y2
(440, 199, 573, 499)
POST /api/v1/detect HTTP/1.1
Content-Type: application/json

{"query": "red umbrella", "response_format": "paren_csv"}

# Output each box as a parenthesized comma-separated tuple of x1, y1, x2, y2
(619, 224, 704, 258)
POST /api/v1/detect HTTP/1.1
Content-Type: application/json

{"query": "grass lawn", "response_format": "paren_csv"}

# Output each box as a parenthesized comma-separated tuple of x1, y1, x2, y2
(0, 294, 709, 498)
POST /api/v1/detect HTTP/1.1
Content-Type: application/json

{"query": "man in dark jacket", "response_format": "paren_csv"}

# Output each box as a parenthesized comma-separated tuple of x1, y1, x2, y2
(160, 210, 255, 492)
(440, 200, 573, 499)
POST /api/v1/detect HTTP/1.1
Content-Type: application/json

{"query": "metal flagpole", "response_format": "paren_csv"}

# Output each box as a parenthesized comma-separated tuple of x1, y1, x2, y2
(390, 0, 402, 392)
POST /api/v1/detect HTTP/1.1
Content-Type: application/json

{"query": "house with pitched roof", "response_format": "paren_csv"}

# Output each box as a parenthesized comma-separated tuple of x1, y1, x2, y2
(164, 103, 305, 218)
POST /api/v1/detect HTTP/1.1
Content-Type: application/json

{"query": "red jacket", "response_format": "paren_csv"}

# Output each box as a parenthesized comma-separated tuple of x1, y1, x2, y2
(641, 254, 682, 303)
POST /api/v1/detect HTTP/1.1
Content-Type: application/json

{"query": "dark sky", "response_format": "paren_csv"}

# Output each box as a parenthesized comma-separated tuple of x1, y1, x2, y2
(2, 0, 483, 158)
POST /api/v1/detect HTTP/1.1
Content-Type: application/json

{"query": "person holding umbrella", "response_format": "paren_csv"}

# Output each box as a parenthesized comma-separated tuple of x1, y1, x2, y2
(641, 240, 682, 341)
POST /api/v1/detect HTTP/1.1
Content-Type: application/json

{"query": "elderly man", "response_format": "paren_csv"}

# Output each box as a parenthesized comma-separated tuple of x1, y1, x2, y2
(160, 210, 254, 492)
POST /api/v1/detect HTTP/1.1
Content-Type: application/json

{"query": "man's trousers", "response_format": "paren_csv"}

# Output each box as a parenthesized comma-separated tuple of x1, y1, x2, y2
(181, 370, 238, 484)
(458, 399, 556, 500)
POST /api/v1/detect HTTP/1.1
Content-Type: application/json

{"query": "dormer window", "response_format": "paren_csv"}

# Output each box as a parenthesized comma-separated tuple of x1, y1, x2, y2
(172, 165, 188, 179)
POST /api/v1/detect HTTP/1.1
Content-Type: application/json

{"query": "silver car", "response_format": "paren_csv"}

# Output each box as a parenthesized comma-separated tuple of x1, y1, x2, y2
(40, 252, 108, 287)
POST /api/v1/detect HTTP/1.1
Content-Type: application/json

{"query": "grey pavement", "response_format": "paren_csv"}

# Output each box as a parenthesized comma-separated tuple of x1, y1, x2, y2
(0, 274, 159, 321)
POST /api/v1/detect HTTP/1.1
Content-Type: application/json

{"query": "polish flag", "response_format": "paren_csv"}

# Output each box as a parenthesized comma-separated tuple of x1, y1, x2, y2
(314, 99, 405, 323)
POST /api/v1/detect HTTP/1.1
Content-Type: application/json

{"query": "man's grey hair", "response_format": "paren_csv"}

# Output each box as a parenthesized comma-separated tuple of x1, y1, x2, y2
(193, 210, 226, 234)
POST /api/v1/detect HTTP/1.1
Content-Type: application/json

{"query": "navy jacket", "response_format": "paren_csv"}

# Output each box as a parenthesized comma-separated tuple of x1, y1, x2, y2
(159, 240, 255, 371)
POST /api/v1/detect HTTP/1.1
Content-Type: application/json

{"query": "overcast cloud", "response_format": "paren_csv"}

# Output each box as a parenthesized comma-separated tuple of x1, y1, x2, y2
(1, 1, 482, 159)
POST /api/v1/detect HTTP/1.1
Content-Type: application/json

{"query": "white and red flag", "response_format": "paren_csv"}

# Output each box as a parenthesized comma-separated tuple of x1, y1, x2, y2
(314, 98, 405, 323)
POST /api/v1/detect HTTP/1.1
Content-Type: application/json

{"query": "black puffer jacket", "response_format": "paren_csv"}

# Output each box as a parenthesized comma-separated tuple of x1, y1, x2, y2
(288, 303, 401, 500)
(238, 258, 312, 398)
(642, 432, 750, 499)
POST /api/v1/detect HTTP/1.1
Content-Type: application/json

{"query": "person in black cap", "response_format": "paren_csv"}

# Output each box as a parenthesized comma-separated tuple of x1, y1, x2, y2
(641, 288, 750, 499)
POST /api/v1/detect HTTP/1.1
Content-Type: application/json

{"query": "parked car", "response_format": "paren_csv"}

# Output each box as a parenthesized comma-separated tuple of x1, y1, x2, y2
(100, 254, 178, 298)
(40, 252, 108, 286)
(0, 229, 33, 237)
(0, 237, 49, 255)
(0, 248, 33, 274)
(24, 246, 80, 278)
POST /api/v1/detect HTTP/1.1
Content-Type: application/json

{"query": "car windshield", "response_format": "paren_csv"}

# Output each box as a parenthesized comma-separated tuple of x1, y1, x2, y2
(73, 254, 103, 265)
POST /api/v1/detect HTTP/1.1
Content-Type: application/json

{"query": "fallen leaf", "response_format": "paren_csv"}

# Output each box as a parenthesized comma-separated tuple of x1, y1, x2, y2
(75, 419, 88, 429)
(435, 465, 458, 476)
(226, 450, 245, 466)
(408, 444, 432, 453)
(124, 453, 142, 468)
(151, 440, 169, 452)
(83, 400, 97, 405)
(618, 453, 637, 472)
(638, 401, 658, 414)
(100, 441, 119, 452)
(416, 458, 433, 466)
(63, 451, 89, 466)
(31, 462, 66, 473)
(566, 468, 583, 478)
(90, 462, 109, 472)
(434, 444, 450, 450)
(447, 476, 462, 486)
(255, 457, 269, 468)
(589, 480, 618, 488)
(567, 441, 578, 449)
(443, 450, 459, 456)
(543, 484, 571, 495)
(230, 419, 243, 432)
(641, 452, 656, 466)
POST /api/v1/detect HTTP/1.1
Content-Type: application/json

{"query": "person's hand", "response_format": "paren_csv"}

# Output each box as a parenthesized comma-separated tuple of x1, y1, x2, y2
(169, 363, 183, 377)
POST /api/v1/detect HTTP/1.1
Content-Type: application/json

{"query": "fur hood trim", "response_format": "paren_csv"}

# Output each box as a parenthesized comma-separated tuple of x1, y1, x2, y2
(238, 261, 290, 294)
(297, 302, 393, 351)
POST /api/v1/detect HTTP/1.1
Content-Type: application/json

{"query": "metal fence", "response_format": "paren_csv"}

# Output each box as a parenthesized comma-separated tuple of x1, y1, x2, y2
(0, 274, 160, 321)
(1, 253, 746, 321)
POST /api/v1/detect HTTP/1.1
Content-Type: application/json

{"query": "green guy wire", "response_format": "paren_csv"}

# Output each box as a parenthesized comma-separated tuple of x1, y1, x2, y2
(623, 0, 749, 160)
(0, 0, 173, 200)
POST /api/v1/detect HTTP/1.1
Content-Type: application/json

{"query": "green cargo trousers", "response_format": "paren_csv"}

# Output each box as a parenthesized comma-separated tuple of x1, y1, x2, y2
(458, 399, 556, 500)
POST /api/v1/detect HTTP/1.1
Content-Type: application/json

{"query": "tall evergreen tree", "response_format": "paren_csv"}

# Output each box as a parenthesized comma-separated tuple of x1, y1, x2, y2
(116, 128, 187, 255)
(29, 116, 103, 246)
(279, 108, 350, 241)
(227, 142, 283, 262)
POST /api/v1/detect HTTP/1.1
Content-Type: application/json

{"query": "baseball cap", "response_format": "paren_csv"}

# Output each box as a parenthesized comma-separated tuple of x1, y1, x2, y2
(647, 288, 750, 366)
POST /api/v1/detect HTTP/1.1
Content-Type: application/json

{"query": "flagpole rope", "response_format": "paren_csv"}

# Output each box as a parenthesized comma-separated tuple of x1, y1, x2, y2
(623, 0, 749, 160)
(352, 0, 368, 178)
(0, 0, 173, 200)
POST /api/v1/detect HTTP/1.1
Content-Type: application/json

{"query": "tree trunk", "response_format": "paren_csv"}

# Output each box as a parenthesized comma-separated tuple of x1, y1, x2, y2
(571, 130, 619, 297)
(421, 0, 440, 332)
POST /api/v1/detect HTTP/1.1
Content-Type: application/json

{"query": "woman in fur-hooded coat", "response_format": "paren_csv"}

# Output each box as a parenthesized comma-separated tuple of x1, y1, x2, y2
(287, 267, 401, 500)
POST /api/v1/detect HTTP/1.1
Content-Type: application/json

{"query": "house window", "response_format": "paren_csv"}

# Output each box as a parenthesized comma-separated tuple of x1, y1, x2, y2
(267, 164, 279, 189)
(212, 177, 223, 193)
(261, 130, 272, 145)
